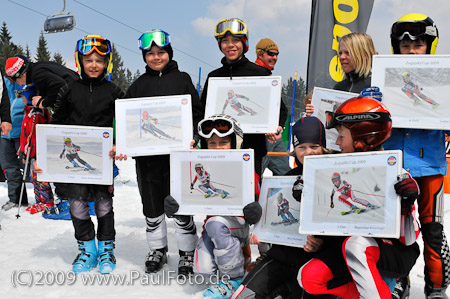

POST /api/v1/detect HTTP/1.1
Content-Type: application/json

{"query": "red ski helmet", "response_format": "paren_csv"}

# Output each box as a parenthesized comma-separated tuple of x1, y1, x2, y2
(331, 172, 341, 182)
(142, 110, 148, 119)
(326, 97, 392, 151)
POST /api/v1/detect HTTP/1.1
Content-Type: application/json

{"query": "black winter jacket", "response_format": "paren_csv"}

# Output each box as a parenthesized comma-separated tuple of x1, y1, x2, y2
(51, 76, 123, 127)
(26, 61, 79, 109)
(333, 71, 372, 93)
(0, 69, 11, 123)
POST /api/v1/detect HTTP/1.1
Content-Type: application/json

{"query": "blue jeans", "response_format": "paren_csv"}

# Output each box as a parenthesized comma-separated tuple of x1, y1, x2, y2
(0, 137, 28, 204)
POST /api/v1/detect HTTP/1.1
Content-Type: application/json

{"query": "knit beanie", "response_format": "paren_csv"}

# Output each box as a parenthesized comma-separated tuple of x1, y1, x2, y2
(255, 38, 279, 57)
(292, 116, 326, 148)
(5, 55, 29, 79)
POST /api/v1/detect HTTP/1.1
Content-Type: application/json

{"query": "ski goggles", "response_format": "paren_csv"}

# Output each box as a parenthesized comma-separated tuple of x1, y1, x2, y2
(325, 111, 391, 129)
(215, 19, 247, 38)
(198, 117, 235, 139)
(76, 36, 112, 56)
(138, 30, 171, 50)
(391, 20, 437, 40)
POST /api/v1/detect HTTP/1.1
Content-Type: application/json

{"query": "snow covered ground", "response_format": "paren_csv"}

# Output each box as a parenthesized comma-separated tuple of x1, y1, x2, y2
(0, 158, 449, 299)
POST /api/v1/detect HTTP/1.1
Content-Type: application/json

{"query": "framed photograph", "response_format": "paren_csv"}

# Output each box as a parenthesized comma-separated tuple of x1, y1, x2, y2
(170, 149, 255, 216)
(372, 54, 450, 130)
(36, 124, 113, 185)
(204, 76, 282, 133)
(115, 95, 193, 157)
(311, 87, 358, 151)
(253, 176, 307, 248)
(299, 150, 402, 238)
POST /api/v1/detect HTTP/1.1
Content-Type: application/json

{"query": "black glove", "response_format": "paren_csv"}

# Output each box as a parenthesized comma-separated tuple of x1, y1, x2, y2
(243, 201, 262, 225)
(330, 201, 334, 209)
(190, 183, 194, 190)
(164, 195, 179, 218)
(292, 175, 304, 202)
(394, 173, 419, 206)
(59, 153, 63, 159)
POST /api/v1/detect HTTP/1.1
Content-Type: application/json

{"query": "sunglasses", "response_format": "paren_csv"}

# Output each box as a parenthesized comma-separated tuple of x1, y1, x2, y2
(266, 51, 279, 57)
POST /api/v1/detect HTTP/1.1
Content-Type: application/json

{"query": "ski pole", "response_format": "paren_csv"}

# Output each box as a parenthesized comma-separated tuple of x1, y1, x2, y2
(78, 149, 102, 157)
(246, 98, 264, 109)
(16, 113, 37, 219)
(210, 180, 236, 188)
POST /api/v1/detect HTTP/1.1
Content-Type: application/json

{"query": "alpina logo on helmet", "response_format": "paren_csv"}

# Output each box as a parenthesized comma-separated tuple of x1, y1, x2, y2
(335, 113, 381, 122)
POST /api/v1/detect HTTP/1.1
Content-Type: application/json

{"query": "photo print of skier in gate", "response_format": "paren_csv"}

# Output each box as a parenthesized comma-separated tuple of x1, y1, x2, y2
(60, 137, 95, 171)
(140, 109, 176, 140)
(222, 89, 258, 116)
(401, 71, 439, 108)
(330, 172, 378, 215)
(190, 162, 230, 198)
(275, 192, 297, 225)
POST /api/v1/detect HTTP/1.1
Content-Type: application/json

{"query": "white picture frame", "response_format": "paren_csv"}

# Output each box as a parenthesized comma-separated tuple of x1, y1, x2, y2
(372, 54, 450, 130)
(36, 124, 113, 185)
(253, 176, 307, 248)
(311, 87, 358, 151)
(299, 150, 402, 238)
(170, 149, 255, 216)
(115, 95, 193, 157)
(204, 76, 282, 133)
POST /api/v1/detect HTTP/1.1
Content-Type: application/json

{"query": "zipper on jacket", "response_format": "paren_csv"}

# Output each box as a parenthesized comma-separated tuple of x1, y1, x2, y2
(159, 71, 162, 77)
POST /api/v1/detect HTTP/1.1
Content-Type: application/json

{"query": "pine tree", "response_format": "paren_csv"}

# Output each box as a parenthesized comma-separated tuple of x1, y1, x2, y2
(0, 22, 23, 66)
(110, 44, 127, 90)
(282, 76, 307, 121)
(35, 31, 51, 62)
(125, 68, 133, 88)
(52, 52, 66, 66)
(133, 69, 141, 81)
(25, 44, 32, 61)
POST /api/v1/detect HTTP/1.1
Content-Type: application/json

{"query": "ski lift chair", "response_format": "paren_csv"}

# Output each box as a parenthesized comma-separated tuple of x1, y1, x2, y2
(43, 0, 76, 33)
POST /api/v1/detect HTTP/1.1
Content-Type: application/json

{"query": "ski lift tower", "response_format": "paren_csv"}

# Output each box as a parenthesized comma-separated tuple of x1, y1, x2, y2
(44, 0, 76, 33)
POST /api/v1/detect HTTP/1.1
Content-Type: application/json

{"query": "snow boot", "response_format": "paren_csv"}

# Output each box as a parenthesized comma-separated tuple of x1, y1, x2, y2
(203, 277, 243, 298)
(72, 239, 98, 274)
(145, 246, 167, 273)
(88, 201, 96, 216)
(98, 240, 116, 274)
(42, 200, 71, 220)
(425, 285, 448, 299)
(178, 250, 194, 276)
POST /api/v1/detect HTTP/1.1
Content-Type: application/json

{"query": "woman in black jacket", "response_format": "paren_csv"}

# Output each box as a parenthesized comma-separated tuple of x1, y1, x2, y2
(125, 29, 203, 276)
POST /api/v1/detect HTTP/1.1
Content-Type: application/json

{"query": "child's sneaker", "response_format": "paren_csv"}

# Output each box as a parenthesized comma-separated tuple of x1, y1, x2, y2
(203, 277, 243, 298)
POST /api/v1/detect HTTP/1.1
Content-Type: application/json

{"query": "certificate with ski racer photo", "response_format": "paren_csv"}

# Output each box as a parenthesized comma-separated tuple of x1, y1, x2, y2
(253, 176, 307, 248)
(310, 87, 358, 151)
(204, 76, 281, 134)
(170, 149, 254, 216)
(372, 54, 450, 130)
(36, 124, 113, 185)
(299, 150, 402, 238)
(115, 95, 193, 157)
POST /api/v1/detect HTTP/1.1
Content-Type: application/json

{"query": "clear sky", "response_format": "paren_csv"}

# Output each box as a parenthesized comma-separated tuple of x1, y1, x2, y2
(2, 0, 450, 87)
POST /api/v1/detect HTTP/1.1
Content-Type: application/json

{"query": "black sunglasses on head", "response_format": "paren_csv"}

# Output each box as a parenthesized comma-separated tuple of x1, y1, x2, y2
(266, 51, 279, 57)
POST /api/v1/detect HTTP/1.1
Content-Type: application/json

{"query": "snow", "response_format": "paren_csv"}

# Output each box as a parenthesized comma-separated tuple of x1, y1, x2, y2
(0, 158, 449, 298)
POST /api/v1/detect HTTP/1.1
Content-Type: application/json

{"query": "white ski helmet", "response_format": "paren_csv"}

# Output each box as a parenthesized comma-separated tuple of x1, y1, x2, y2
(195, 163, 204, 172)
(198, 114, 244, 149)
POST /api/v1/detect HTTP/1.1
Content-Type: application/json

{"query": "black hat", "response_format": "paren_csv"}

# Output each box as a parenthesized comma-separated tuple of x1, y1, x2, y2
(292, 116, 326, 148)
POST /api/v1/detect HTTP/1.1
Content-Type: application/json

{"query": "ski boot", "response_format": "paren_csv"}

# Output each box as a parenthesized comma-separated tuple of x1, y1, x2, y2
(145, 246, 168, 273)
(367, 203, 378, 210)
(221, 191, 230, 199)
(203, 277, 243, 298)
(72, 239, 98, 274)
(178, 250, 194, 277)
(432, 102, 439, 109)
(72, 161, 80, 167)
(204, 190, 214, 198)
(27, 202, 54, 214)
(425, 285, 448, 299)
(42, 200, 71, 220)
(84, 163, 95, 171)
(88, 201, 96, 216)
(392, 276, 410, 299)
(98, 240, 116, 274)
